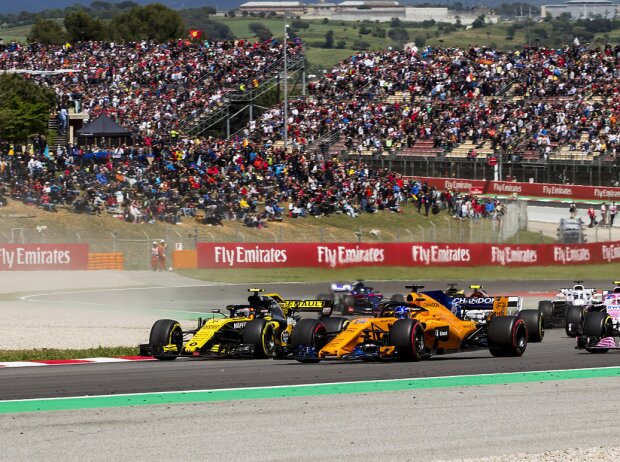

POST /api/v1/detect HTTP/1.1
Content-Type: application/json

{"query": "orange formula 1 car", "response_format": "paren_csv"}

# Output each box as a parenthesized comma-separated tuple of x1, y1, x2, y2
(291, 285, 529, 363)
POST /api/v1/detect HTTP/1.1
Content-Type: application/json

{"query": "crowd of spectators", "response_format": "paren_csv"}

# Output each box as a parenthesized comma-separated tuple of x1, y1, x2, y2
(2, 40, 619, 226)
(299, 43, 620, 161)
(0, 39, 302, 135)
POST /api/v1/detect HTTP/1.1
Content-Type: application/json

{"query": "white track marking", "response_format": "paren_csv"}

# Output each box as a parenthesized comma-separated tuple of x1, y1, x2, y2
(0, 362, 47, 368)
(1, 365, 618, 402)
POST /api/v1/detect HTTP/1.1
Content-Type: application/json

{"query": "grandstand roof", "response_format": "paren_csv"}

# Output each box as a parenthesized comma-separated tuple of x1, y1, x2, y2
(565, 0, 614, 4)
(240, 1, 303, 6)
(338, 1, 401, 6)
(76, 115, 132, 137)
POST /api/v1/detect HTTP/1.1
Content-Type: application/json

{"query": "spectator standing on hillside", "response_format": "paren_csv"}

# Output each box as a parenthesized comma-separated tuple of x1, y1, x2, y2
(610, 201, 617, 227)
(569, 201, 577, 219)
(600, 202, 608, 227)
(150, 242, 159, 271)
(157, 240, 167, 271)
(587, 206, 596, 227)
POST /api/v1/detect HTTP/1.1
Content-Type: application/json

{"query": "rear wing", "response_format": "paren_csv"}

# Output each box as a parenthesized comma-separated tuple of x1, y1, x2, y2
(452, 296, 522, 309)
(558, 288, 597, 294)
(426, 291, 522, 315)
(331, 283, 353, 292)
(275, 298, 334, 317)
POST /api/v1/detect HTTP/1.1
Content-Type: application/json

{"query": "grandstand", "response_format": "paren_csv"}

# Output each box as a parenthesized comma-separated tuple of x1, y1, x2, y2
(0, 40, 619, 227)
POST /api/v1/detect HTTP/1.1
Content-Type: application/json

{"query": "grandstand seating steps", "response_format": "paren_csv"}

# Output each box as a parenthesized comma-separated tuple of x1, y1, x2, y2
(445, 140, 495, 159)
(384, 91, 410, 104)
(391, 138, 442, 158)
(48, 115, 68, 152)
(551, 132, 600, 161)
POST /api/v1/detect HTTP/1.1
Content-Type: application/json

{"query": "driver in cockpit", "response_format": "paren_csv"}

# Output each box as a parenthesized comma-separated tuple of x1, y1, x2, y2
(234, 307, 254, 318)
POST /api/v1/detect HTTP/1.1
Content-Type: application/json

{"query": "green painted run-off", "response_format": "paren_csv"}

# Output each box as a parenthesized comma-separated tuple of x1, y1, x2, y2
(1, 366, 619, 414)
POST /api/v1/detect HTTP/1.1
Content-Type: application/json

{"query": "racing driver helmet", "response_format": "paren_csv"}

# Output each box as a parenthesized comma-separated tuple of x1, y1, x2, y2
(393, 305, 409, 319)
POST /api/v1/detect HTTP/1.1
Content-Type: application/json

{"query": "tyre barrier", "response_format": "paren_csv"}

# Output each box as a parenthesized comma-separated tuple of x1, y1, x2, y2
(88, 253, 124, 270)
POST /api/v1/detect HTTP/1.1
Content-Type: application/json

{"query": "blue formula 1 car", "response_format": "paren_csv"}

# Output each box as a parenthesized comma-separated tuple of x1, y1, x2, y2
(318, 280, 387, 315)
(409, 284, 544, 343)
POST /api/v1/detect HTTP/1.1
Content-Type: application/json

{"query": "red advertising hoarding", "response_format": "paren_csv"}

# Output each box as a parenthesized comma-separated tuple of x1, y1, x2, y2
(197, 242, 620, 269)
(411, 177, 620, 201)
(0, 244, 89, 271)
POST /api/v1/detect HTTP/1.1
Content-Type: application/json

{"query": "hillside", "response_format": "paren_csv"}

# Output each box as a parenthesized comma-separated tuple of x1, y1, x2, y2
(0, 198, 550, 269)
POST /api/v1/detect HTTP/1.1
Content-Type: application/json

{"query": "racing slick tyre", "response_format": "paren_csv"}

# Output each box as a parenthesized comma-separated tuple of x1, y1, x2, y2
(518, 309, 544, 342)
(243, 319, 276, 358)
(538, 300, 554, 329)
(390, 294, 405, 303)
(564, 305, 584, 338)
(583, 311, 613, 354)
(322, 317, 349, 334)
(389, 319, 425, 361)
(488, 316, 527, 357)
(340, 294, 356, 314)
(291, 319, 327, 363)
(149, 319, 183, 360)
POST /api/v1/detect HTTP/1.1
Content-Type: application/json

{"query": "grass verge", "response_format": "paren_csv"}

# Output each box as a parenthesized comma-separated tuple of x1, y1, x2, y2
(0, 346, 139, 362)
(177, 263, 620, 284)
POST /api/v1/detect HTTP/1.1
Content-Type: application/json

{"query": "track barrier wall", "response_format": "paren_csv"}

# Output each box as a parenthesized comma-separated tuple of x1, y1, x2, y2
(2, 242, 619, 271)
(0, 244, 89, 271)
(413, 177, 620, 201)
(172, 250, 197, 270)
(196, 242, 620, 269)
(87, 253, 124, 270)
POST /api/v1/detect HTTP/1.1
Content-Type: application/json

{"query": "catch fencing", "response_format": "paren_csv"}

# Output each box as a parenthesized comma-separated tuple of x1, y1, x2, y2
(1, 202, 616, 271)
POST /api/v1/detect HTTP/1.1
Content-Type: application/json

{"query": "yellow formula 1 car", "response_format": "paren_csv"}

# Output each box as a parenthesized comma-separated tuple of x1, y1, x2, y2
(291, 285, 529, 363)
(139, 289, 335, 360)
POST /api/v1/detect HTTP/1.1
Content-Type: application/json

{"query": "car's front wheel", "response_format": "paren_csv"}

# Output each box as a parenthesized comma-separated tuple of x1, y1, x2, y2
(583, 311, 613, 354)
(538, 300, 554, 329)
(243, 319, 276, 358)
(389, 318, 425, 361)
(564, 305, 584, 338)
(519, 309, 544, 342)
(149, 319, 183, 360)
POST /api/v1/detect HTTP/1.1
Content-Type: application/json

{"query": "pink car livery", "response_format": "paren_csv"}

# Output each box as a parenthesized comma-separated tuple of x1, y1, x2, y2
(576, 290, 620, 352)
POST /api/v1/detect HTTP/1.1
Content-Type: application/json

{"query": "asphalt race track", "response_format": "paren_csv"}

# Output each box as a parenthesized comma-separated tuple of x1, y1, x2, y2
(1, 329, 619, 401)
(2, 279, 618, 401)
(4, 279, 620, 461)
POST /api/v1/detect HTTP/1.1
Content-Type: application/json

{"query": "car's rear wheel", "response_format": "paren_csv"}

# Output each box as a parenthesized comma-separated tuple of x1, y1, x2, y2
(149, 319, 183, 360)
(389, 318, 425, 361)
(341, 294, 356, 314)
(291, 319, 327, 363)
(488, 316, 527, 357)
(538, 300, 554, 329)
(519, 309, 544, 342)
(564, 305, 584, 337)
(390, 293, 405, 303)
(243, 319, 276, 358)
(583, 311, 612, 354)
(322, 317, 349, 334)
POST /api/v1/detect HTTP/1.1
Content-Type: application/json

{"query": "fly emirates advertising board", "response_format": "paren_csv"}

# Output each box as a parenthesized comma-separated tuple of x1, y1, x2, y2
(197, 242, 620, 269)
(0, 244, 89, 270)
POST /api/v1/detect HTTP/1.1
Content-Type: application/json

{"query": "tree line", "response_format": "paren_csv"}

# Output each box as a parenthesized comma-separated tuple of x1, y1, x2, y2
(26, 3, 233, 44)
